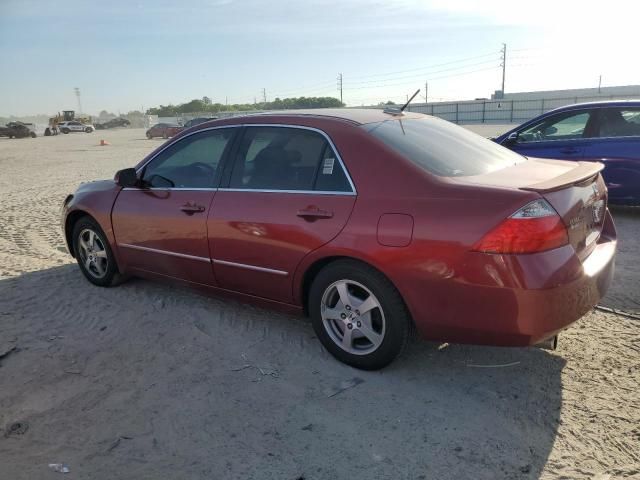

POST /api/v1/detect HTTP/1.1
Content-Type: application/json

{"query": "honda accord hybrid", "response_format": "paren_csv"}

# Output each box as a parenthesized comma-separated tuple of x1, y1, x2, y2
(61, 109, 617, 369)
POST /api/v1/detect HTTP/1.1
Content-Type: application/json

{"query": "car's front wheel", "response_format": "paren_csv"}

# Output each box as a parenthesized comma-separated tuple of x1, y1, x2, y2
(85, 127, 92, 133)
(309, 260, 411, 370)
(72, 217, 122, 287)
(61, 128, 70, 134)
(146, 132, 153, 139)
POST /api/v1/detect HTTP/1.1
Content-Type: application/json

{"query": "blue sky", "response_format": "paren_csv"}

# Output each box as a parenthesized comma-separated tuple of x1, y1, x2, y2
(1, 0, 638, 116)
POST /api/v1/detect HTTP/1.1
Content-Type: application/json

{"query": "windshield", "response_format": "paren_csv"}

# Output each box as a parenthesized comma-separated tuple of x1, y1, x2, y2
(363, 117, 525, 177)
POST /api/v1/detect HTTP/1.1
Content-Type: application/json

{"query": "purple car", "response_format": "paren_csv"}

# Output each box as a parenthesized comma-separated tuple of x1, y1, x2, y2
(495, 100, 640, 205)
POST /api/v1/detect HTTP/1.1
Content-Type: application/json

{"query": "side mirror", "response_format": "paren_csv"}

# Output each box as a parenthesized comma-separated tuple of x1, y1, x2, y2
(115, 168, 138, 188)
(503, 131, 519, 146)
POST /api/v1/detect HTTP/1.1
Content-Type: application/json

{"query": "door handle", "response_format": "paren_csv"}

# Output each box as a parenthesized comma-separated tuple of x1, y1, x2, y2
(297, 207, 334, 220)
(180, 203, 205, 214)
(560, 147, 580, 154)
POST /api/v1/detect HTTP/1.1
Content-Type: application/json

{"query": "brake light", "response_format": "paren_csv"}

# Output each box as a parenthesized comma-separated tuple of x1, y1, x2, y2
(473, 199, 568, 254)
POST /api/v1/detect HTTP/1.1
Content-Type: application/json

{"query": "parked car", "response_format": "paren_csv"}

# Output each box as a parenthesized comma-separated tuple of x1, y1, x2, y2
(494, 100, 640, 205)
(183, 117, 218, 129)
(146, 123, 181, 139)
(0, 122, 36, 138)
(95, 117, 131, 130)
(61, 109, 617, 369)
(58, 121, 95, 134)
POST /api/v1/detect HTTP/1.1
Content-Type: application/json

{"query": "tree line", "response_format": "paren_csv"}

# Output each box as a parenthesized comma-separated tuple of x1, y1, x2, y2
(145, 96, 344, 117)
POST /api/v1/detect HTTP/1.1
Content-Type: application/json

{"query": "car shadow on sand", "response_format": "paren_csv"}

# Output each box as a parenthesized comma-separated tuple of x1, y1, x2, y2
(0, 265, 564, 479)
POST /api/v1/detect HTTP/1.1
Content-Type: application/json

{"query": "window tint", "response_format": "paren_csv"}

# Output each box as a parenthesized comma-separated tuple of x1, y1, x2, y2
(517, 111, 591, 143)
(314, 144, 352, 192)
(142, 128, 234, 188)
(598, 108, 640, 138)
(230, 127, 331, 191)
(364, 117, 524, 177)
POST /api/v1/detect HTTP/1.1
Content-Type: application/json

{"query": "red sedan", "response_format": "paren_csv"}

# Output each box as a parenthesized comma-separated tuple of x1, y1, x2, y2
(145, 122, 181, 139)
(61, 109, 617, 369)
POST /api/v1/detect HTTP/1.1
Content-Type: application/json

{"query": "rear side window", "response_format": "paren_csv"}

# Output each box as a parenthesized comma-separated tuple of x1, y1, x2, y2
(598, 108, 640, 138)
(229, 126, 352, 192)
(363, 117, 524, 177)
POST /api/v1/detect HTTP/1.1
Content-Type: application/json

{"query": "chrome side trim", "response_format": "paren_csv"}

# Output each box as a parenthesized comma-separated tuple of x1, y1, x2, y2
(218, 188, 355, 196)
(212, 259, 288, 276)
(118, 243, 211, 263)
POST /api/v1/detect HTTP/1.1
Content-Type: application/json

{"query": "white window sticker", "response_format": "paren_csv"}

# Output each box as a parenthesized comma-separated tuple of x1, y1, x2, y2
(323, 157, 335, 175)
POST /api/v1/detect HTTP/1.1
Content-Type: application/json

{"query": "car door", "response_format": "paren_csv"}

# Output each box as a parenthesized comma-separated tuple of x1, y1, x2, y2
(70, 121, 82, 132)
(583, 107, 640, 202)
(504, 109, 596, 160)
(208, 125, 357, 303)
(112, 126, 238, 285)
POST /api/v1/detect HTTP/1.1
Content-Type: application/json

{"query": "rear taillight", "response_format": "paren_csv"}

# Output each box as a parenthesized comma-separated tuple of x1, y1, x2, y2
(473, 199, 569, 254)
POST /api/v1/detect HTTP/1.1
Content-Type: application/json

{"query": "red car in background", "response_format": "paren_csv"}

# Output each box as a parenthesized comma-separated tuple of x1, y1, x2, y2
(146, 122, 181, 139)
(62, 109, 616, 369)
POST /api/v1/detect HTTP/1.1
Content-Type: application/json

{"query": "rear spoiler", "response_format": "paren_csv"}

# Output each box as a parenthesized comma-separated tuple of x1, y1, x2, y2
(521, 161, 604, 193)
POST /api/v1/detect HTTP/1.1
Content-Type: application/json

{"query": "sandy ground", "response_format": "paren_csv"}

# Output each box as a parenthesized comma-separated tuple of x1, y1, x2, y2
(0, 128, 638, 480)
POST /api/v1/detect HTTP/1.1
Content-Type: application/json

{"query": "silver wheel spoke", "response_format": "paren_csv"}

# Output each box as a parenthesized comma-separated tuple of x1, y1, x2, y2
(84, 257, 92, 271)
(335, 282, 352, 307)
(323, 305, 344, 322)
(356, 295, 378, 316)
(94, 249, 107, 259)
(94, 260, 105, 276)
(358, 320, 383, 348)
(88, 230, 96, 249)
(79, 237, 90, 253)
(341, 327, 354, 349)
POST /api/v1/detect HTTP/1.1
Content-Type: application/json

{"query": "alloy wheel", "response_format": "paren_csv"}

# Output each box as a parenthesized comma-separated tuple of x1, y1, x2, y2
(77, 228, 109, 279)
(320, 279, 386, 355)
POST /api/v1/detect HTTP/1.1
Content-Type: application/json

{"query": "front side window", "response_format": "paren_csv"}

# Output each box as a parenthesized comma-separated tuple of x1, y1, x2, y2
(364, 117, 524, 177)
(142, 128, 234, 188)
(517, 111, 592, 143)
(598, 108, 640, 138)
(229, 126, 352, 192)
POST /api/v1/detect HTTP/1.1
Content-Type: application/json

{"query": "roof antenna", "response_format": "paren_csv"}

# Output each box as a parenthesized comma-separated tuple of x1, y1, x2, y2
(383, 89, 420, 115)
(401, 89, 420, 112)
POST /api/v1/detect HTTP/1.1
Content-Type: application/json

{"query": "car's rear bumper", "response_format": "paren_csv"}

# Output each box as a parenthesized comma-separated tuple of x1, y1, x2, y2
(406, 211, 617, 346)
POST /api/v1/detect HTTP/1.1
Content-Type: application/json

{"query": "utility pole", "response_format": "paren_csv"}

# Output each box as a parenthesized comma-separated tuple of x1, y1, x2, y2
(598, 75, 602, 93)
(74, 87, 82, 114)
(500, 43, 507, 97)
(337, 73, 343, 105)
(262, 88, 267, 104)
(425, 81, 428, 103)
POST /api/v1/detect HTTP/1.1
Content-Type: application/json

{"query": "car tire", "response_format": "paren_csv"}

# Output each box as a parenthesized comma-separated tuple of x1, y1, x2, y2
(30, 132, 36, 138)
(85, 127, 92, 133)
(146, 133, 152, 139)
(72, 216, 123, 287)
(309, 260, 411, 370)
(162, 131, 168, 139)
(62, 128, 70, 134)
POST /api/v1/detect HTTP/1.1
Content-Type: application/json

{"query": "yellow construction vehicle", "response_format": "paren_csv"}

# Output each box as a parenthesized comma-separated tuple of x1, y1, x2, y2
(45, 111, 92, 136)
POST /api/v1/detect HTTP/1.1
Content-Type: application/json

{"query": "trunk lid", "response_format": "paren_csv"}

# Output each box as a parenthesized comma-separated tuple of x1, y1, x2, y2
(460, 158, 607, 258)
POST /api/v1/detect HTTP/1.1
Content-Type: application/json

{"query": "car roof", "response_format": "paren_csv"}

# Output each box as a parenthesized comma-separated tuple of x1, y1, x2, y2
(200, 108, 427, 128)
(546, 99, 640, 114)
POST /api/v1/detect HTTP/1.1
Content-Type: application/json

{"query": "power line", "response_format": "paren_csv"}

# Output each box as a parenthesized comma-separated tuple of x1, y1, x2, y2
(346, 51, 498, 80)
(343, 59, 498, 86)
(343, 65, 499, 90)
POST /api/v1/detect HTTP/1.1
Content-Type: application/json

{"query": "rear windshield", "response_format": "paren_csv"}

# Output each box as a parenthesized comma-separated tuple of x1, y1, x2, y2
(363, 117, 524, 177)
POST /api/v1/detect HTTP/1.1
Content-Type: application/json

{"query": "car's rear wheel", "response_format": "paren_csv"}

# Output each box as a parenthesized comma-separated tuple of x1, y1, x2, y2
(62, 128, 70, 134)
(309, 260, 411, 370)
(85, 127, 92, 133)
(72, 217, 122, 287)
